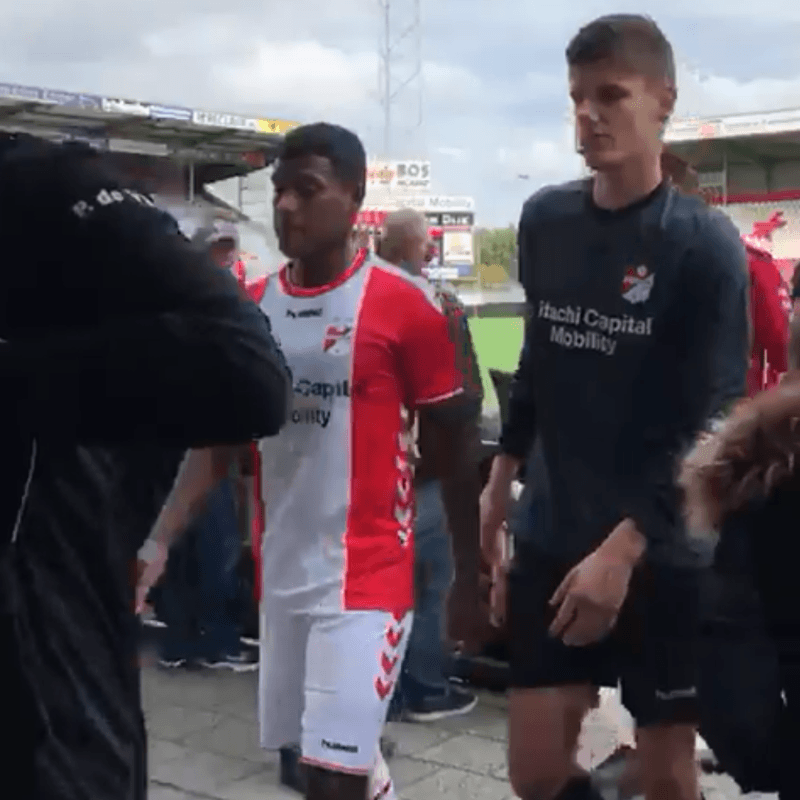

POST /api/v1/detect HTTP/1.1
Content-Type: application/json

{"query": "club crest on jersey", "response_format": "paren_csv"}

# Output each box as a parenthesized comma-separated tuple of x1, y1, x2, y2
(621, 265, 654, 304)
(322, 324, 352, 355)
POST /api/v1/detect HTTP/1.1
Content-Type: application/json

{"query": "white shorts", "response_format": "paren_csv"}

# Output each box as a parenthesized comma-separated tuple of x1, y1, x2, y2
(259, 601, 412, 774)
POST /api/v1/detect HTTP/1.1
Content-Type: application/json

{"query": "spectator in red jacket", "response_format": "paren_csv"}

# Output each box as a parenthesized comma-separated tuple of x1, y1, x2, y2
(743, 213, 789, 396)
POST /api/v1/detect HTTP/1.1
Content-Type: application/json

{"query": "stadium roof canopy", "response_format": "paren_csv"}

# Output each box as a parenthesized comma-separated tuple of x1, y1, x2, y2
(0, 80, 299, 189)
(665, 107, 800, 173)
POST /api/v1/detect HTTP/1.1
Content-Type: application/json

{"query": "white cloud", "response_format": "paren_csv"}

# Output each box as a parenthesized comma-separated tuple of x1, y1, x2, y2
(437, 146, 470, 162)
(491, 126, 579, 181)
(4, 0, 800, 228)
(216, 40, 380, 116)
(676, 65, 800, 118)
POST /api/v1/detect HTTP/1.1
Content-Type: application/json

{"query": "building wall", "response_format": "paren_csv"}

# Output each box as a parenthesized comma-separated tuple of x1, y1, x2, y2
(724, 161, 800, 195)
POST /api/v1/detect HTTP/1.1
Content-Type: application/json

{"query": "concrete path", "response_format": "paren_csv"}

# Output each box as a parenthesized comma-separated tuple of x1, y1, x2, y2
(142, 665, 773, 800)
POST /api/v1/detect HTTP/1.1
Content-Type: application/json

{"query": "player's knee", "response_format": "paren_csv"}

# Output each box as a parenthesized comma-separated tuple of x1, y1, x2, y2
(508, 688, 595, 800)
(508, 730, 576, 800)
(304, 763, 368, 800)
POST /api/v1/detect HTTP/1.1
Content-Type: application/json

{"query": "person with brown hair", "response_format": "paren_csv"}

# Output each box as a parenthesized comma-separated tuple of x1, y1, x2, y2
(679, 346, 800, 798)
(480, 15, 749, 800)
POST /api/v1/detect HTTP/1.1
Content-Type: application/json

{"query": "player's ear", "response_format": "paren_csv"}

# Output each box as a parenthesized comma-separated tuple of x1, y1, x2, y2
(658, 81, 676, 128)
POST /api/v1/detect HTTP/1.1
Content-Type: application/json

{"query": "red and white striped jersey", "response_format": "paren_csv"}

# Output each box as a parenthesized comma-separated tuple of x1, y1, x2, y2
(249, 249, 464, 614)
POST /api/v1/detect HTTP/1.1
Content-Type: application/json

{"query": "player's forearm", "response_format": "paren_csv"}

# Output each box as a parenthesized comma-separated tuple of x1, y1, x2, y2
(487, 452, 523, 494)
(441, 467, 482, 578)
(428, 418, 483, 576)
(599, 518, 647, 566)
(143, 447, 232, 552)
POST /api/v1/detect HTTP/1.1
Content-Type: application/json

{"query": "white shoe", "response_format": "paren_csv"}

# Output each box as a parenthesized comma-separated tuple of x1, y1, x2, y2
(369, 747, 396, 800)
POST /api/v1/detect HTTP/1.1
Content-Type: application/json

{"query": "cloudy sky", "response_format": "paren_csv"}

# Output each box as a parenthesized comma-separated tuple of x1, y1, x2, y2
(6, 0, 800, 225)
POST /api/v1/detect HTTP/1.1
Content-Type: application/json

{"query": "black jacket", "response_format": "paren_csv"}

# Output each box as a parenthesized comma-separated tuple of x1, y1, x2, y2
(0, 134, 290, 799)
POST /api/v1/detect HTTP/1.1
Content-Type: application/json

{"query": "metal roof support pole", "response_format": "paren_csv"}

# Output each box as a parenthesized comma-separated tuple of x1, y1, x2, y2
(722, 145, 728, 206)
(188, 159, 195, 203)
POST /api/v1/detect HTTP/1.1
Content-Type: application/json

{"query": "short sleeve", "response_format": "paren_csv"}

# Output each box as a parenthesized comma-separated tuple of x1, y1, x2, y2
(396, 284, 465, 408)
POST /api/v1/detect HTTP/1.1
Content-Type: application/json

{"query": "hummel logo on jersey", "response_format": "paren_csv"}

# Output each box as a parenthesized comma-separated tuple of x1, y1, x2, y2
(621, 265, 654, 304)
(286, 308, 323, 319)
(321, 739, 359, 754)
(323, 324, 352, 355)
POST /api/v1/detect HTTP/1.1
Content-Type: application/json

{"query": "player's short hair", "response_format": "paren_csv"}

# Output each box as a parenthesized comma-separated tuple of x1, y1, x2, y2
(278, 123, 366, 204)
(566, 14, 676, 86)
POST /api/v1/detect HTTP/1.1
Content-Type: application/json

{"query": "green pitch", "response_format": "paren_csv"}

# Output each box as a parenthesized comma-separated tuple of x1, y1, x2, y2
(467, 316, 524, 412)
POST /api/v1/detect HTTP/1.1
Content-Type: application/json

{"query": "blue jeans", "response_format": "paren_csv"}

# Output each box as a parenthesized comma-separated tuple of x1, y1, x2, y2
(395, 480, 453, 707)
(159, 478, 242, 660)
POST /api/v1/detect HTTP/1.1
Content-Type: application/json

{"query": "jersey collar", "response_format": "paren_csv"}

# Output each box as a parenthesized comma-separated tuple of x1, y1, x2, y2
(278, 248, 368, 297)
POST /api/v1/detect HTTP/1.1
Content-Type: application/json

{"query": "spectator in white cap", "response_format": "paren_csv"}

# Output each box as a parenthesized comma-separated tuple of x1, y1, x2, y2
(193, 219, 240, 269)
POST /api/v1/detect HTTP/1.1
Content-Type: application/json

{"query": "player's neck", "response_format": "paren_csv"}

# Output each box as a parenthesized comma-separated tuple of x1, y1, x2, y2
(291, 240, 357, 289)
(592, 154, 663, 211)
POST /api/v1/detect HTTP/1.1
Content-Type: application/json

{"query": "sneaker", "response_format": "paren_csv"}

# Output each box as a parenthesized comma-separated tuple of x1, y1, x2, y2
(200, 651, 258, 673)
(369, 748, 396, 800)
(403, 686, 478, 722)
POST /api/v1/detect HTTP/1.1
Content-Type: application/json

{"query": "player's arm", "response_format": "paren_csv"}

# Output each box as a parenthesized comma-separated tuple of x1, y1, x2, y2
(0, 140, 291, 447)
(135, 445, 245, 611)
(418, 292, 484, 579)
(144, 446, 246, 551)
(398, 286, 482, 574)
(607, 215, 750, 561)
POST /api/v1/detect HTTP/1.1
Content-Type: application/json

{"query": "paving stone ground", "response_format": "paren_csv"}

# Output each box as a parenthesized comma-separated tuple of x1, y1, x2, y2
(143, 664, 774, 800)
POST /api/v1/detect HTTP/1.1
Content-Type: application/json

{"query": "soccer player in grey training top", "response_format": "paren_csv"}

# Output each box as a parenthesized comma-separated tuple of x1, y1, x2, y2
(480, 15, 749, 800)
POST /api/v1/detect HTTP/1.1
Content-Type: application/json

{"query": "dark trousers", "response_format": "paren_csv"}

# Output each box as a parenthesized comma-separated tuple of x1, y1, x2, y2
(389, 480, 453, 716)
(747, 510, 800, 800)
(158, 478, 242, 660)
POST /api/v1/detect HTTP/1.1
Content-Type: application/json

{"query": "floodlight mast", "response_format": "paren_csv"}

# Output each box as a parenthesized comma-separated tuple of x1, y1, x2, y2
(377, 0, 424, 160)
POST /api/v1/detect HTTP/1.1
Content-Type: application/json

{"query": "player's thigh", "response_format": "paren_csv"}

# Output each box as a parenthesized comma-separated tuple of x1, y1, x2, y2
(619, 564, 705, 729)
(620, 565, 705, 785)
(506, 542, 614, 791)
(301, 609, 411, 774)
(258, 601, 309, 750)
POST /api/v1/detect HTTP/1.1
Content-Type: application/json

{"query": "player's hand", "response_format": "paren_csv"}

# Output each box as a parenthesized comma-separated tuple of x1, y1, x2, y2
(547, 548, 633, 647)
(135, 541, 169, 615)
